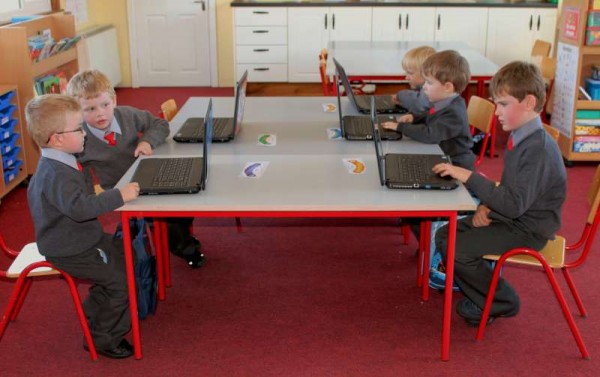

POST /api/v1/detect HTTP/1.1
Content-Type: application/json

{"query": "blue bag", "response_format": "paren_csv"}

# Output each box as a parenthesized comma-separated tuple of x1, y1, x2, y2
(115, 218, 157, 320)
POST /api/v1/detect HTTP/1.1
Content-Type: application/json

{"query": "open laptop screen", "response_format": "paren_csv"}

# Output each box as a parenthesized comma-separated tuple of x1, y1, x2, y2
(202, 99, 213, 188)
(332, 58, 360, 111)
(370, 97, 385, 186)
(233, 70, 248, 135)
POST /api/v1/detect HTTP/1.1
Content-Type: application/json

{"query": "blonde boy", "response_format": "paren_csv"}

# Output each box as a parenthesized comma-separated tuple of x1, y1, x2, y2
(26, 94, 139, 358)
(433, 61, 567, 326)
(67, 70, 204, 268)
(392, 45, 436, 113)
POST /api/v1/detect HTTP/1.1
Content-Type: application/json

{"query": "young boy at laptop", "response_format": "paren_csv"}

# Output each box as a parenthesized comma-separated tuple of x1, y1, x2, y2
(67, 70, 205, 268)
(391, 45, 436, 114)
(26, 94, 140, 358)
(382, 50, 475, 171)
(432, 61, 567, 326)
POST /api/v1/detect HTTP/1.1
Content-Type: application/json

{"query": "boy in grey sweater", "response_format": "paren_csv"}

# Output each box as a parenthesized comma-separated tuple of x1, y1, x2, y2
(26, 94, 140, 358)
(68, 70, 204, 268)
(433, 61, 567, 326)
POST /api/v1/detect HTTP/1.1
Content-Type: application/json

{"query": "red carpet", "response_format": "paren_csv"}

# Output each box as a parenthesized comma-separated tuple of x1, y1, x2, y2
(1, 88, 599, 376)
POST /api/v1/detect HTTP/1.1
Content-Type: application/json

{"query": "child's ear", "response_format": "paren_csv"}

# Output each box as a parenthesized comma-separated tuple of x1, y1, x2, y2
(443, 81, 455, 93)
(524, 94, 538, 111)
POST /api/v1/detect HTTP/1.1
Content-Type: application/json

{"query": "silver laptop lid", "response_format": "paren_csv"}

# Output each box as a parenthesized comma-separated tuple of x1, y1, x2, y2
(332, 58, 360, 111)
(335, 66, 345, 138)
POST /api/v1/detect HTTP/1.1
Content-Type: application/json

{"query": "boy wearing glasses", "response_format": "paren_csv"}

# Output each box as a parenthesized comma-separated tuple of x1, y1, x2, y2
(26, 94, 140, 358)
(67, 70, 205, 268)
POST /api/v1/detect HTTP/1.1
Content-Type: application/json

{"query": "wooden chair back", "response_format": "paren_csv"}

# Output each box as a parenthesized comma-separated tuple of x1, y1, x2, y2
(467, 95, 495, 134)
(161, 99, 178, 122)
(587, 165, 600, 225)
(531, 39, 552, 58)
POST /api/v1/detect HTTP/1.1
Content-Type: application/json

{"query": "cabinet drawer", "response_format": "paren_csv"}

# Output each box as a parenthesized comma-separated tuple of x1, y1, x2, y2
(237, 64, 288, 82)
(235, 8, 287, 26)
(236, 46, 287, 64)
(236, 26, 287, 45)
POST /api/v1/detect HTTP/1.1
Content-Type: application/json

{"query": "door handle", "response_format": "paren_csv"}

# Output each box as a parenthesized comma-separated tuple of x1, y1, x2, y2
(252, 30, 269, 33)
(399, 14, 402, 30)
(537, 15, 541, 31)
(324, 14, 327, 30)
(529, 15, 533, 31)
(253, 49, 270, 52)
(193, 0, 205, 11)
(332, 13, 335, 30)
(254, 68, 270, 71)
(406, 14, 409, 30)
(437, 15, 440, 30)
(252, 11, 269, 14)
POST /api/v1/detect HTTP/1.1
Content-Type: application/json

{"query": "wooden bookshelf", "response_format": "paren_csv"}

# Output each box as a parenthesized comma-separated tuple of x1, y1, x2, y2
(0, 13, 79, 174)
(552, 0, 600, 162)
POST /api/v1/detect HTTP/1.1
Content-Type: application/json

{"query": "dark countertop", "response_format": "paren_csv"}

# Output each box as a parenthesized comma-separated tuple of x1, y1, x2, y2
(231, 0, 556, 8)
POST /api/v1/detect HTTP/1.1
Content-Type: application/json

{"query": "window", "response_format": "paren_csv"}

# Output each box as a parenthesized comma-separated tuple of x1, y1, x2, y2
(0, 0, 51, 23)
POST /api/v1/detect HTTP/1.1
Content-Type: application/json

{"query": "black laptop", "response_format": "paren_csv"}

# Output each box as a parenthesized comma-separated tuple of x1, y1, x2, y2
(370, 98, 457, 190)
(333, 58, 407, 115)
(335, 76, 402, 141)
(131, 99, 213, 195)
(173, 70, 247, 143)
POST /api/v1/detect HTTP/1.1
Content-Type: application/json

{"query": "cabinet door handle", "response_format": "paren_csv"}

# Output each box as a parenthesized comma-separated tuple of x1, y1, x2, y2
(537, 15, 541, 31)
(332, 13, 335, 30)
(406, 14, 409, 30)
(252, 11, 268, 14)
(253, 30, 269, 33)
(529, 15, 533, 31)
(398, 14, 402, 30)
(193, 0, 205, 11)
(437, 15, 440, 30)
(324, 14, 327, 30)
(254, 68, 270, 71)
(253, 48, 269, 52)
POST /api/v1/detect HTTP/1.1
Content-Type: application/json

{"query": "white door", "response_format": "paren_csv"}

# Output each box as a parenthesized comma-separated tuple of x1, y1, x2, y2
(288, 7, 329, 82)
(328, 8, 372, 42)
(486, 8, 532, 67)
(434, 8, 489, 55)
(131, 0, 211, 86)
(534, 9, 558, 54)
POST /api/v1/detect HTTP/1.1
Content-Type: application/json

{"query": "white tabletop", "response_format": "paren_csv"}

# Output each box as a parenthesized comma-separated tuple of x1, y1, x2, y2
(117, 97, 477, 213)
(326, 41, 499, 77)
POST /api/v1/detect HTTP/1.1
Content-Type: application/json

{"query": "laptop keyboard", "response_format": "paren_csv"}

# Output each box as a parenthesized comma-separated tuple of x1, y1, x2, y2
(152, 158, 193, 187)
(392, 154, 436, 183)
(191, 118, 229, 138)
(352, 117, 398, 138)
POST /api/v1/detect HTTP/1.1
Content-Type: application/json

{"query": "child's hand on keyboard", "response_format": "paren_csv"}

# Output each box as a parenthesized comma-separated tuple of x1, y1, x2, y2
(381, 121, 399, 131)
(432, 163, 472, 183)
(134, 141, 153, 157)
(397, 114, 414, 124)
(120, 182, 140, 202)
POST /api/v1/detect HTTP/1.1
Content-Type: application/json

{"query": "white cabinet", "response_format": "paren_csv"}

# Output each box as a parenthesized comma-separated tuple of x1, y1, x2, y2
(288, 7, 372, 82)
(434, 8, 489, 55)
(372, 7, 435, 42)
(486, 8, 557, 67)
(234, 8, 288, 82)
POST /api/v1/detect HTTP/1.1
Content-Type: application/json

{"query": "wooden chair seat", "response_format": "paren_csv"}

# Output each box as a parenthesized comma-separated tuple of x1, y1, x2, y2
(483, 237, 565, 269)
(5, 242, 58, 278)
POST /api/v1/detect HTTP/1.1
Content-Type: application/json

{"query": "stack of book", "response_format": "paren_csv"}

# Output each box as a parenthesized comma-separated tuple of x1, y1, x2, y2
(27, 29, 81, 62)
(574, 109, 600, 152)
(33, 71, 68, 96)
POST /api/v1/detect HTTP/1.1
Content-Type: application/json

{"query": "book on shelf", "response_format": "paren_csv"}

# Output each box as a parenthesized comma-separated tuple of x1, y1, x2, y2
(27, 32, 81, 63)
(33, 71, 68, 96)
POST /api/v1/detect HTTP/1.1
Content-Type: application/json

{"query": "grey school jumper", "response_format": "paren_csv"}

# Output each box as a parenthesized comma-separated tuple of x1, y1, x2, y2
(395, 87, 430, 114)
(77, 106, 170, 189)
(396, 95, 475, 171)
(435, 117, 567, 316)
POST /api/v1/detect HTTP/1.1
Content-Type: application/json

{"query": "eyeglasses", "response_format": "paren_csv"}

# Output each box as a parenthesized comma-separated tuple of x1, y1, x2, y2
(47, 127, 84, 143)
(55, 127, 84, 136)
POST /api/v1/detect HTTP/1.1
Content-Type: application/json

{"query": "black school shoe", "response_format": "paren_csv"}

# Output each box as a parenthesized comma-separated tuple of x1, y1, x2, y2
(84, 339, 134, 359)
(184, 238, 205, 269)
(456, 297, 519, 327)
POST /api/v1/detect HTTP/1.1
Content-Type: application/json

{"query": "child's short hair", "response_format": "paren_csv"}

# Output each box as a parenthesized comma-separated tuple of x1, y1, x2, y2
(26, 94, 81, 148)
(67, 69, 115, 100)
(421, 50, 470, 93)
(489, 61, 546, 113)
(402, 46, 436, 72)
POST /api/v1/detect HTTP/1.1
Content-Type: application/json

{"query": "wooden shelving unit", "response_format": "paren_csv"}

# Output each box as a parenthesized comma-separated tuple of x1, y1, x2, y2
(0, 85, 28, 198)
(0, 13, 79, 174)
